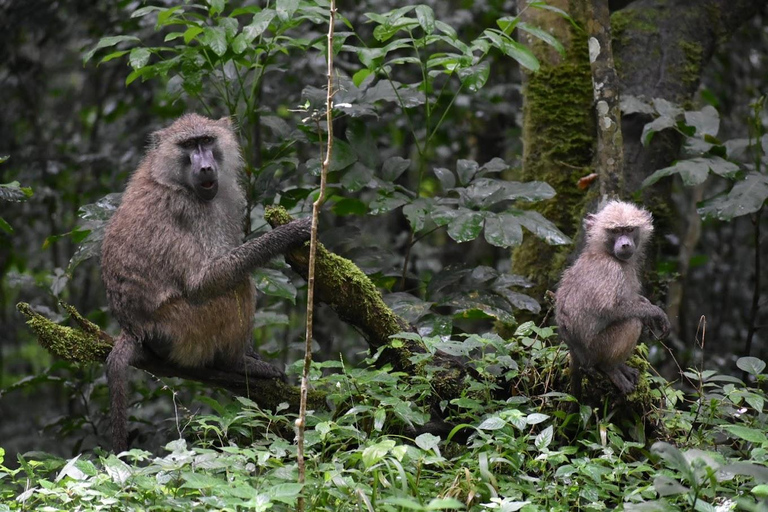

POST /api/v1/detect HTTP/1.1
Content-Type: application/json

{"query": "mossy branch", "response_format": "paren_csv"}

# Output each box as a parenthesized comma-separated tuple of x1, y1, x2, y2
(15, 302, 326, 412)
(265, 206, 472, 401)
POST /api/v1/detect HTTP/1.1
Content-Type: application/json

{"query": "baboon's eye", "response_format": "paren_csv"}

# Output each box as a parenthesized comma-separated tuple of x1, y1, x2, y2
(199, 136, 215, 145)
(179, 139, 196, 149)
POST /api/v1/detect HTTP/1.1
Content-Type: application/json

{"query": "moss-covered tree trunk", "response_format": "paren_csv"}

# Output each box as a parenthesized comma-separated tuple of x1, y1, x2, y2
(513, 0, 761, 302)
(513, 0, 596, 299)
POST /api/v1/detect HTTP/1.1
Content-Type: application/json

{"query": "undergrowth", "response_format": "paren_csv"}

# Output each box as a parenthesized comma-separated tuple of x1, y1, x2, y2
(1, 324, 767, 511)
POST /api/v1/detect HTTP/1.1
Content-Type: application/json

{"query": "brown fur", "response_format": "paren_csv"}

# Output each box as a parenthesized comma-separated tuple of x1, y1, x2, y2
(555, 200, 670, 397)
(101, 114, 311, 451)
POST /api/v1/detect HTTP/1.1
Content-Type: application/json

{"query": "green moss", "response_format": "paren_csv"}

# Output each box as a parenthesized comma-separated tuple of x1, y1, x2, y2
(512, 28, 596, 301)
(678, 40, 704, 89)
(610, 7, 661, 77)
(16, 302, 111, 362)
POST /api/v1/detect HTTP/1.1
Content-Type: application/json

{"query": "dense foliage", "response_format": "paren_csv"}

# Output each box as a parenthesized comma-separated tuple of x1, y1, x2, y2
(0, 0, 766, 510)
(2, 328, 768, 510)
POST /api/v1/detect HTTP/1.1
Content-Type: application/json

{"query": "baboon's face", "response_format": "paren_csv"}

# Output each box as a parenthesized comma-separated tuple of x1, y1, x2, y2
(608, 226, 639, 261)
(179, 135, 221, 201)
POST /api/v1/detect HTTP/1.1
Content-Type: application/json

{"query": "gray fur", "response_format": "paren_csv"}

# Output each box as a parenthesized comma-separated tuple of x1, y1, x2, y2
(101, 114, 311, 452)
(555, 201, 670, 397)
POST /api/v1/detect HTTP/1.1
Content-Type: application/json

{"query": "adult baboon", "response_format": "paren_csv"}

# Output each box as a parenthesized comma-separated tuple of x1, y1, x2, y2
(101, 114, 311, 452)
(555, 200, 670, 397)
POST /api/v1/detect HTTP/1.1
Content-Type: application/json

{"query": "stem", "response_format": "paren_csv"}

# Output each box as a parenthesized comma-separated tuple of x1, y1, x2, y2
(297, 3, 335, 510)
(744, 208, 762, 361)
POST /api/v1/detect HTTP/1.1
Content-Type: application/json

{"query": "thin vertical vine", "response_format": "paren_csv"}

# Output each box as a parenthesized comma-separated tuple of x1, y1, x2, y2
(296, 2, 335, 510)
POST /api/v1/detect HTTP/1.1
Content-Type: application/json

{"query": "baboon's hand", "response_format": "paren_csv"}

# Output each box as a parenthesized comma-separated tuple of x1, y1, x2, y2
(290, 217, 312, 242)
(649, 306, 671, 340)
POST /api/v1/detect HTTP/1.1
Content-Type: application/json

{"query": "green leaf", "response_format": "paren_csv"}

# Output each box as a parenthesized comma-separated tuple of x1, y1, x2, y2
(183, 26, 204, 44)
(684, 105, 720, 137)
(484, 212, 524, 247)
(131, 6, 164, 18)
(698, 172, 768, 220)
(535, 425, 553, 450)
(0, 217, 12, 234)
(722, 425, 768, 444)
(478, 416, 506, 430)
(621, 95, 655, 115)
(99, 50, 130, 63)
(433, 167, 455, 189)
(83, 35, 141, 64)
(517, 22, 565, 55)
(457, 61, 490, 93)
(330, 139, 358, 172)
(180, 471, 225, 489)
(253, 268, 297, 303)
(267, 483, 303, 504)
(362, 439, 396, 468)
(641, 115, 677, 146)
(456, 159, 479, 186)
(447, 209, 485, 243)
(208, 0, 225, 17)
(483, 29, 539, 71)
(415, 432, 440, 452)
(653, 475, 690, 497)
(382, 156, 410, 182)
(425, 498, 466, 510)
(737, 356, 766, 376)
(128, 48, 151, 70)
(332, 197, 368, 216)
(642, 156, 740, 188)
(402, 198, 432, 232)
(243, 10, 275, 42)
(202, 26, 227, 56)
(276, 0, 298, 22)
(515, 210, 571, 245)
(232, 33, 248, 54)
(0, 181, 33, 201)
(341, 162, 374, 192)
(353, 68, 373, 88)
(156, 6, 185, 27)
(415, 5, 435, 35)
(496, 15, 521, 35)
(526, 413, 549, 425)
(219, 17, 238, 40)
(346, 120, 379, 169)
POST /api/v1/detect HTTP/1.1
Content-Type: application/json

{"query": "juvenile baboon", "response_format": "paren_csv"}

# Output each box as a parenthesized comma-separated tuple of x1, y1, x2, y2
(555, 200, 670, 397)
(101, 114, 311, 452)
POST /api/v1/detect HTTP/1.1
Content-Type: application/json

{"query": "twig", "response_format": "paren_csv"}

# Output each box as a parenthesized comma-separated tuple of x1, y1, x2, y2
(297, 3, 335, 510)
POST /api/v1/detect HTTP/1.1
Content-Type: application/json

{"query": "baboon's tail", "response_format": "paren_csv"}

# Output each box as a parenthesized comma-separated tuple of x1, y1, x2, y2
(107, 333, 137, 453)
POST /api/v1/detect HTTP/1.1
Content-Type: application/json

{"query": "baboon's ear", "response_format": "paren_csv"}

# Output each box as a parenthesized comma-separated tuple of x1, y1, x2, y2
(216, 117, 233, 129)
(584, 213, 597, 230)
(148, 129, 163, 149)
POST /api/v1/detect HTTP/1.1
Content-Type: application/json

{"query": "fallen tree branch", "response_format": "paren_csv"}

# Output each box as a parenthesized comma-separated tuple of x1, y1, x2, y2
(16, 302, 326, 412)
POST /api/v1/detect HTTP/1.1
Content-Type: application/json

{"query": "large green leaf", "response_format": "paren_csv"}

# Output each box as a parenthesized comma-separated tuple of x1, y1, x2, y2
(415, 5, 435, 35)
(515, 210, 571, 245)
(253, 268, 297, 303)
(0, 181, 33, 202)
(697, 172, 768, 220)
(243, 10, 275, 42)
(457, 62, 490, 93)
(483, 29, 539, 71)
(83, 35, 141, 64)
(202, 26, 227, 56)
(446, 208, 485, 242)
(642, 156, 740, 188)
(684, 105, 719, 137)
(517, 22, 564, 56)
